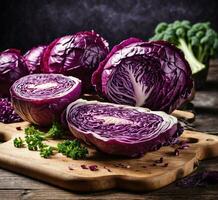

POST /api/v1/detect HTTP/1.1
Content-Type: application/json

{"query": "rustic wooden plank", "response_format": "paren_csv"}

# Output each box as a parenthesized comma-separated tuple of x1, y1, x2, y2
(0, 188, 218, 200)
(0, 164, 218, 199)
(209, 59, 218, 67)
(0, 169, 54, 190)
(0, 190, 24, 200)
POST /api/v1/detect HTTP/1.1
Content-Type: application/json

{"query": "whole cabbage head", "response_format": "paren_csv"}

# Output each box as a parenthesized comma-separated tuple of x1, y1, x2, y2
(41, 31, 109, 92)
(0, 49, 28, 96)
(92, 38, 193, 113)
(23, 45, 46, 74)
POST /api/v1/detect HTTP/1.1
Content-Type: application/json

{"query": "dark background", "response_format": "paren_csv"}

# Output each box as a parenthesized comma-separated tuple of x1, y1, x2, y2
(0, 0, 217, 52)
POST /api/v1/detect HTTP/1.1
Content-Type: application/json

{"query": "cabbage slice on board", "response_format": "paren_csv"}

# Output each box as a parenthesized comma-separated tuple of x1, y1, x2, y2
(10, 74, 81, 126)
(66, 99, 183, 157)
(92, 38, 193, 113)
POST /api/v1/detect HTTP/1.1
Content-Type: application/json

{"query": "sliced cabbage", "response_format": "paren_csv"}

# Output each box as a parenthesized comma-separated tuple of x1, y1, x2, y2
(92, 38, 193, 113)
(10, 74, 81, 126)
(66, 99, 183, 157)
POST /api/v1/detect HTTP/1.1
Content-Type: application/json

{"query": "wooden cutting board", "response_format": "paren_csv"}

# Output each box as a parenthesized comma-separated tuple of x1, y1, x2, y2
(0, 110, 217, 192)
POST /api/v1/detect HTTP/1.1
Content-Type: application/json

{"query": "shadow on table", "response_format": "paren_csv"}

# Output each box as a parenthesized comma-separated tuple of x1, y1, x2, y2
(198, 80, 218, 91)
(194, 107, 218, 115)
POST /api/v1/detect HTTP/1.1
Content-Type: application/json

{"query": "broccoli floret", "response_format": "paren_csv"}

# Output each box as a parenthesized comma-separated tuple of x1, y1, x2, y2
(154, 22, 168, 34)
(150, 20, 218, 74)
(187, 22, 218, 63)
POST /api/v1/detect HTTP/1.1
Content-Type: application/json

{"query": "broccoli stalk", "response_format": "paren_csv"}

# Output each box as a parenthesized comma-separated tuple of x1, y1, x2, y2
(150, 20, 218, 74)
(178, 38, 205, 74)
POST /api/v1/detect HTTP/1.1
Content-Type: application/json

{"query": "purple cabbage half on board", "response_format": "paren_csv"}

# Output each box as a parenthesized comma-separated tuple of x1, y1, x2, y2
(92, 38, 193, 113)
(66, 99, 183, 157)
(10, 74, 81, 126)
(41, 31, 109, 92)
(0, 49, 28, 96)
(23, 45, 46, 74)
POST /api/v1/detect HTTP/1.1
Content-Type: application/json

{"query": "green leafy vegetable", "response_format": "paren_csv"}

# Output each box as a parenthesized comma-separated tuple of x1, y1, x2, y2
(13, 122, 88, 160)
(25, 125, 44, 136)
(46, 121, 66, 139)
(25, 133, 44, 150)
(39, 145, 54, 158)
(13, 137, 24, 148)
(57, 140, 88, 160)
(25, 121, 65, 139)
(24, 122, 66, 151)
(150, 20, 218, 74)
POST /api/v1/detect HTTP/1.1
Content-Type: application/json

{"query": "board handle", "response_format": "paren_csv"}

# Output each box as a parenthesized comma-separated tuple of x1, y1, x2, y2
(182, 130, 218, 160)
(172, 110, 195, 122)
(0, 122, 29, 141)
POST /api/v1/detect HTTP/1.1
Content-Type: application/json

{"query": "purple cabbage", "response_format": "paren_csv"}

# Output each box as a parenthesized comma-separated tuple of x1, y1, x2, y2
(0, 49, 28, 96)
(92, 38, 193, 113)
(66, 99, 183, 157)
(10, 74, 81, 126)
(41, 31, 109, 92)
(23, 45, 46, 74)
(0, 98, 22, 123)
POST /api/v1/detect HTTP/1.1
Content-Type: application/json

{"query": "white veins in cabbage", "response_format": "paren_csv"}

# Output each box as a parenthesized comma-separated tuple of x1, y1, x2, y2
(125, 66, 154, 106)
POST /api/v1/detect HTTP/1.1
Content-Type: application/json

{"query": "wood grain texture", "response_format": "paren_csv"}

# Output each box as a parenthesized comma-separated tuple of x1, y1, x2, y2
(0, 119, 218, 192)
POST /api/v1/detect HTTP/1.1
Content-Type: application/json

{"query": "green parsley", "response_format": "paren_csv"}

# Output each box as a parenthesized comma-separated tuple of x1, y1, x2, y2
(13, 122, 88, 160)
(13, 137, 24, 148)
(39, 145, 54, 158)
(57, 140, 88, 160)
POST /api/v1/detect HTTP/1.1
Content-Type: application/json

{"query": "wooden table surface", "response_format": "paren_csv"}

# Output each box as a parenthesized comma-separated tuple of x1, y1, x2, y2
(0, 61, 218, 200)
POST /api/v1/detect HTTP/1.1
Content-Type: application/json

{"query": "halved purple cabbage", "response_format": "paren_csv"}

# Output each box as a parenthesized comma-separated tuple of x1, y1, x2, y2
(41, 31, 109, 92)
(66, 99, 183, 157)
(10, 74, 81, 126)
(92, 38, 193, 113)
(23, 45, 46, 74)
(0, 49, 28, 96)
